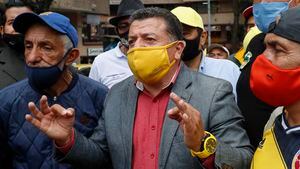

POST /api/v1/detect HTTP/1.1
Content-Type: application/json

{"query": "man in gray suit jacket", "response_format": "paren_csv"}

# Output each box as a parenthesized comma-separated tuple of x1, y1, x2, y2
(26, 7, 253, 169)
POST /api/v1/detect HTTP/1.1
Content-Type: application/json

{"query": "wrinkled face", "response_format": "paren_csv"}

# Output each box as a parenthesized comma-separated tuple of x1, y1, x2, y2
(263, 33, 300, 69)
(24, 24, 66, 68)
(208, 48, 228, 59)
(128, 17, 183, 61)
(3, 6, 32, 34)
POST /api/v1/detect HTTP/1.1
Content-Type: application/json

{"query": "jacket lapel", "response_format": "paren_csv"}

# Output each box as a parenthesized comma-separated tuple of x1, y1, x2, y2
(159, 64, 193, 169)
(121, 78, 139, 169)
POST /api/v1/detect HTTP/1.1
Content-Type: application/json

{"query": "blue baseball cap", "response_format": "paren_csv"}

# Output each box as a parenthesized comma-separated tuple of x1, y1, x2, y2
(13, 12, 78, 47)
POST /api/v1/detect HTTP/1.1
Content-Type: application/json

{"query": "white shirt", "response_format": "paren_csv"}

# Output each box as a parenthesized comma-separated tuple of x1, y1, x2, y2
(199, 55, 240, 100)
(89, 42, 133, 88)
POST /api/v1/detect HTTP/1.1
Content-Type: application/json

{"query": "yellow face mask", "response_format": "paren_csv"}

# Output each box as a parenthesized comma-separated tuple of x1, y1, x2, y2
(127, 41, 177, 85)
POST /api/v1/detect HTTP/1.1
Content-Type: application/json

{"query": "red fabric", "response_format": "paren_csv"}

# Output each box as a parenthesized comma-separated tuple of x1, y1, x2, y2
(56, 128, 75, 154)
(201, 154, 216, 169)
(132, 89, 171, 169)
(250, 54, 300, 106)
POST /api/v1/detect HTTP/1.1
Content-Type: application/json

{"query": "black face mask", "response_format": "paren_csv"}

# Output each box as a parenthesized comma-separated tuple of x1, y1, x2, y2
(182, 33, 201, 61)
(2, 33, 25, 53)
(118, 31, 129, 48)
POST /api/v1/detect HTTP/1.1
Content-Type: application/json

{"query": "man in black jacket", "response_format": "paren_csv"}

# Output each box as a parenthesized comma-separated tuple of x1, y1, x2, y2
(0, 1, 33, 89)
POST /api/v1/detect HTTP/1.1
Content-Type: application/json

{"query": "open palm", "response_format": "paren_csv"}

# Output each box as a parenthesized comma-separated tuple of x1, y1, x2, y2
(26, 95, 75, 145)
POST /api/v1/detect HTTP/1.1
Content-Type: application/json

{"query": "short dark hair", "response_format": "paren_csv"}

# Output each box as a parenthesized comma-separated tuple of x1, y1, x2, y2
(129, 7, 183, 41)
(1, 1, 34, 26)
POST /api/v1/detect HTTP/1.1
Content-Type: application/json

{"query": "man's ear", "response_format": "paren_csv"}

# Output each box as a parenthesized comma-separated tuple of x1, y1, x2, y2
(174, 40, 186, 60)
(199, 31, 207, 49)
(65, 48, 80, 65)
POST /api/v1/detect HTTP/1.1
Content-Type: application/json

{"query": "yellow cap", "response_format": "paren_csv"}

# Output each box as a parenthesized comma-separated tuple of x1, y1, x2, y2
(243, 26, 261, 50)
(171, 6, 204, 29)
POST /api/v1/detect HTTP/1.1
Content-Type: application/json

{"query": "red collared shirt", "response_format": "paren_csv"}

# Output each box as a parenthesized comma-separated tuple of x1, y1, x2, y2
(132, 88, 171, 169)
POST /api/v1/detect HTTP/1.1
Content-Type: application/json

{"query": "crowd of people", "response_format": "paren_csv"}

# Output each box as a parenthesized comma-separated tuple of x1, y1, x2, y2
(0, 0, 299, 169)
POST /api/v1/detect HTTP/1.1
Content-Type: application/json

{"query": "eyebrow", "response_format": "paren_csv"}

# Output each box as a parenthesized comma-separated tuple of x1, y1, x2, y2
(265, 37, 289, 51)
(129, 32, 157, 38)
(24, 39, 55, 46)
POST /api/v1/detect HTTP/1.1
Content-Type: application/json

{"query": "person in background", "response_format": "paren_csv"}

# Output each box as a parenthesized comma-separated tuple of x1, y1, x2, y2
(249, 7, 300, 169)
(25, 7, 253, 169)
(0, 1, 33, 89)
(243, 6, 255, 34)
(236, 0, 300, 148)
(89, 0, 144, 88)
(0, 12, 108, 169)
(171, 6, 240, 99)
(229, 5, 256, 67)
(207, 44, 230, 59)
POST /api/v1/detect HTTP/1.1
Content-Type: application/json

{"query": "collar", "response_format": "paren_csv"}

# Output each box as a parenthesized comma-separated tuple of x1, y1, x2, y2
(135, 62, 182, 92)
(199, 53, 206, 73)
(280, 111, 300, 134)
(114, 42, 127, 58)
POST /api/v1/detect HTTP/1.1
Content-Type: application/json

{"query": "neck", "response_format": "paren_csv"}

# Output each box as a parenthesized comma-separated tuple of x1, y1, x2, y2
(184, 53, 202, 71)
(285, 100, 300, 127)
(119, 43, 128, 55)
(46, 67, 73, 97)
(143, 62, 180, 97)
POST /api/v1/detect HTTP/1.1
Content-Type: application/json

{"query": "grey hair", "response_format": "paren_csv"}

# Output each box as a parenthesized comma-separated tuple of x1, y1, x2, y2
(60, 35, 73, 54)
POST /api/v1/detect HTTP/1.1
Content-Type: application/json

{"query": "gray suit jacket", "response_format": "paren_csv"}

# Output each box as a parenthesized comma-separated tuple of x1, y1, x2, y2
(59, 64, 253, 169)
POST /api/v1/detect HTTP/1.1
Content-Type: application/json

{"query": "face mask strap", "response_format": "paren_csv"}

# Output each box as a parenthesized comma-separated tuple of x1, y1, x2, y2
(56, 48, 73, 71)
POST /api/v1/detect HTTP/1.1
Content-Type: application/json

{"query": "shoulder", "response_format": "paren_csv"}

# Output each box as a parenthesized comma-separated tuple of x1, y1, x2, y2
(182, 64, 232, 92)
(105, 76, 135, 97)
(0, 80, 32, 116)
(0, 80, 29, 98)
(76, 75, 108, 94)
(93, 46, 121, 63)
(110, 75, 134, 90)
(206, 57, 239, 70)
(195, 70, 232, 91)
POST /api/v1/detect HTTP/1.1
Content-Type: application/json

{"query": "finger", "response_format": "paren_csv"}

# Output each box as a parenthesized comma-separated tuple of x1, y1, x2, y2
(28, 102, 43, 120)
(25, 114, 42, 130)
(50, 104, 74, 118)
(170, 92, 181, 104)
(168, 107, 183, 122)
(65, 108, 75, 118)
(182, 113, 193, 130)
(170, 92, 188, 113)
(40, 95, 51, 115)
(167, 106, 180, 116)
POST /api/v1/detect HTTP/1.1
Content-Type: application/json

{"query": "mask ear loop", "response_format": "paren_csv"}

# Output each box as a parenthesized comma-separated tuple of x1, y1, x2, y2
(57, 48, 73, 71)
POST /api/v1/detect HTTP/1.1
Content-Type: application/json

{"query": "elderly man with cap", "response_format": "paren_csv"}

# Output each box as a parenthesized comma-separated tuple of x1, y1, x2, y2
(171, 6, 240, 99)
(207, 44, 230, 59)
(0, 12, 108, 169)
(89, 0, 144, 88)
(249, 7, 300, 169)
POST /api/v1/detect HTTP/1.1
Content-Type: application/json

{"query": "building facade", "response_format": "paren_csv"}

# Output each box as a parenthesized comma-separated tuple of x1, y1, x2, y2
(0, 0, 110, 64)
